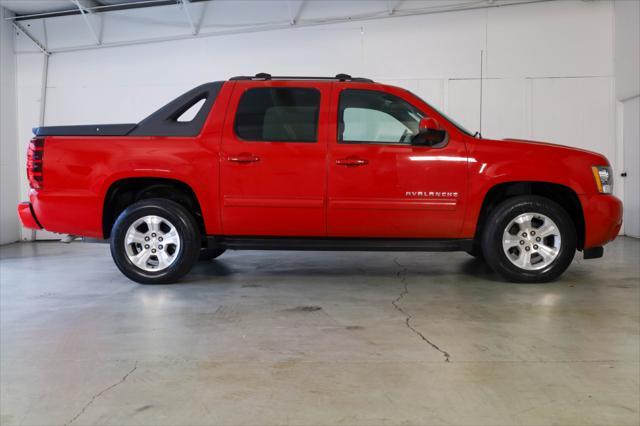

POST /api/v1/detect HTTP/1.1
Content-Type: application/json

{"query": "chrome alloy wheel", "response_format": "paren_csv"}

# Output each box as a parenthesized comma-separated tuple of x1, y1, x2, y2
(124, 215, 181, 272)
(502, 212, 562, 271)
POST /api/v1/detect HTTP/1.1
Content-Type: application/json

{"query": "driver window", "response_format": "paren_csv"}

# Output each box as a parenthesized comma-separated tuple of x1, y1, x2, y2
(338, 89, 424, 144)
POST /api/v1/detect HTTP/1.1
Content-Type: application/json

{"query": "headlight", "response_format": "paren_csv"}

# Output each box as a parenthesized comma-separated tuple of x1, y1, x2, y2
(592, 166, 613, 194)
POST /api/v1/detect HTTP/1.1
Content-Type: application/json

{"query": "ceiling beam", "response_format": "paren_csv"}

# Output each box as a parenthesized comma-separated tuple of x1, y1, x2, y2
(386, 0, 397, 16)
(7, 0, 213, 22)
(12, 21, 50, 55)
(177, 0, 197, 35)
(287, 0, 306, 26)
(195, 0, 209, 35)
(70, 0, 101, 45)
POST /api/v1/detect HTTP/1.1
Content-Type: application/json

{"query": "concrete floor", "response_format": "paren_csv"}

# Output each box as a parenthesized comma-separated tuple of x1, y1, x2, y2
(0, 238, 638, 426)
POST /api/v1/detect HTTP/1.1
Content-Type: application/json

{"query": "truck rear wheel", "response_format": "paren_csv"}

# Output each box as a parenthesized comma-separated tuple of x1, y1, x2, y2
(110, 198, 201, 284)
(481, 195, 576, 283)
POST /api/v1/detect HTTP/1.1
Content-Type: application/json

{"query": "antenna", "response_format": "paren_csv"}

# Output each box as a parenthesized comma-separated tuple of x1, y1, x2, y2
(479, 49, 483, 138)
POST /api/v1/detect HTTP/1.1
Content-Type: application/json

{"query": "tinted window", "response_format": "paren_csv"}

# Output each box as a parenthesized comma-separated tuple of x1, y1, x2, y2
(235, 88, 320, 142)
(338, 89, 424, 144)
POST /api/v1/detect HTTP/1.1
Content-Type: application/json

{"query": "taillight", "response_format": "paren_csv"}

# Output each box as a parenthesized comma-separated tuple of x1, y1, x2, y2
(27, 137, 44, 189)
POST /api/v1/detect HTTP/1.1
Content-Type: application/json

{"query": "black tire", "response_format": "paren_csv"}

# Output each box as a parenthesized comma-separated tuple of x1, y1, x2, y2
(481, 195, 576, 283)
(110, 198, 201, 284)
(199, 247, 226, 261)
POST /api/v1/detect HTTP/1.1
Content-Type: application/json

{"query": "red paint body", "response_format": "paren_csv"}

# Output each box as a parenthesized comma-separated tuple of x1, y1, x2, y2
(18, 79, 622, 249)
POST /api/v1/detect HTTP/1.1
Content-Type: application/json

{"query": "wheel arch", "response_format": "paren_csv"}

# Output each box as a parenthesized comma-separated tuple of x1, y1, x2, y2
(102, 177, 206, 239)
(475, 181, 585, 250)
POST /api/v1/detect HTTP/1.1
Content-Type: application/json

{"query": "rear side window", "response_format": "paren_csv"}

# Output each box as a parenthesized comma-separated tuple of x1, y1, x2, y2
(235, 88, 320, 142)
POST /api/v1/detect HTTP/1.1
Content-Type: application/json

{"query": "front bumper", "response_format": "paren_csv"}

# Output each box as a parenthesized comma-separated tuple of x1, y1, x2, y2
(580, 194, 623, 248)
(17, 202, 42, 230)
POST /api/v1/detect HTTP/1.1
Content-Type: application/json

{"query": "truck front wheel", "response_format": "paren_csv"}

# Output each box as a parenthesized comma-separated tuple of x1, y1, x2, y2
(481, 195, 576, 283)
(110, 198, 201, 284)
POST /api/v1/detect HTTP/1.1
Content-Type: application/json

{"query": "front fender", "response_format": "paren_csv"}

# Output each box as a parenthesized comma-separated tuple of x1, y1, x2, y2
(460, 138, 605, 238)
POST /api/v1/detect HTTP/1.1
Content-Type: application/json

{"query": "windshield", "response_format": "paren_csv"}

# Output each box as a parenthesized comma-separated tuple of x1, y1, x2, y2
(408, 90, 475, 137)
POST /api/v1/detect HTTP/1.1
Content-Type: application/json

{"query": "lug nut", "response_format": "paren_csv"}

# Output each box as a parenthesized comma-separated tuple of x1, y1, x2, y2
(525, 246, 531, 251)
(519, 240, 525, 245)
(522, 232, 527, 237)
(158, 245, 163, 249)
(144, 236, 150, 241)
(158, 237, 163, 242)
(530, 231, 536, 236)
(533, 244, 539, 249)
(536, 237, 541, 242)
(151, 249, 156, 253)
(151, 233, 156, 237)
(144, 244, 150, 249)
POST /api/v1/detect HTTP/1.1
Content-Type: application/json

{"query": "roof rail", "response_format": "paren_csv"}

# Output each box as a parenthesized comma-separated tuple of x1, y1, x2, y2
(229, 73, 374, 83)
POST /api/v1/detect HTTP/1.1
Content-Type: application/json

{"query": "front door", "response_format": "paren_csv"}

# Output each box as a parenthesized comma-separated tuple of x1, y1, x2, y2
(220, 81, 330, 236)
(327, 84, 469, 238)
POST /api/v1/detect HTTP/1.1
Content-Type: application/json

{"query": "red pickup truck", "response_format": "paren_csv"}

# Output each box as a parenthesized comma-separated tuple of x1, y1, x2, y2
(18, 74, 622, 284)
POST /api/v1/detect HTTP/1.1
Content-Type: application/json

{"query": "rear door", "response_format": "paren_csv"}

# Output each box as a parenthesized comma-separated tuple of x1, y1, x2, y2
(220, 81, 330, 236)
(327, 83, 469, 238)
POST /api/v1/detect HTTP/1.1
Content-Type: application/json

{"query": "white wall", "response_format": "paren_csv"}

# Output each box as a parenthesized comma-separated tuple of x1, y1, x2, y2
(0, 6, 19, 244)
(614, 0, 640, 101)
(622, 96, 639, 237)
(614, 0, 640, 238)
(9, 0, 630, 239)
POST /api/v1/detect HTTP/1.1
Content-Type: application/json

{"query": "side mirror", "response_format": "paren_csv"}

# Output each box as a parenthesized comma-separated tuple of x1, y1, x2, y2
(412, 117, 448, 146)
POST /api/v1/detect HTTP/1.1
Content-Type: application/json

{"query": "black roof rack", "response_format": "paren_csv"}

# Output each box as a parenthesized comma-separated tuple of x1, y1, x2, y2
(230, 73, 374, 83)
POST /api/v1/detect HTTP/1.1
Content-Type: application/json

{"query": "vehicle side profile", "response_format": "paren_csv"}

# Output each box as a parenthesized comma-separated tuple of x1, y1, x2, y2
(18, 73, 623, 284)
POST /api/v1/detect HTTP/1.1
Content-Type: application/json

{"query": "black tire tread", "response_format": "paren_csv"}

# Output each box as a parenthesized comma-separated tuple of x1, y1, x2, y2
(110, 198, 201, 284)
(480, 195, 576, 283)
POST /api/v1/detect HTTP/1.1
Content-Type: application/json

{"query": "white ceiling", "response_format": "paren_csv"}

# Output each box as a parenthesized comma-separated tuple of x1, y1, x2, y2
(0, 0, 543, 19)
(5, 0, 549, 54)
(0, 0, 151, 16)
(0, 0, 72, 15)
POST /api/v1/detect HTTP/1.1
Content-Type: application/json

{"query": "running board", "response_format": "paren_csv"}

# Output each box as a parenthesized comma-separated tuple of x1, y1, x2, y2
(208, 236, 474, 252)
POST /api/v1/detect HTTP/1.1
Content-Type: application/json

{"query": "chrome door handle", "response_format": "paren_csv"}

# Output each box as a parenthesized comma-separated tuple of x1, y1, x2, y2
(227, 154, 260, 163)
(336, 157, 368, 166)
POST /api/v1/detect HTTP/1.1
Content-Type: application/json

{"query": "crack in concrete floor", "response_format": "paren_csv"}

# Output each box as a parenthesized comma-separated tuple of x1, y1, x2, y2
(391, 258, 451, 363)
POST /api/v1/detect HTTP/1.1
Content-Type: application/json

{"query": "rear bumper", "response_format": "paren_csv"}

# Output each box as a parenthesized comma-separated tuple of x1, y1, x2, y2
(17, 202, 42, 230)
(580, 194, 622, 248)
